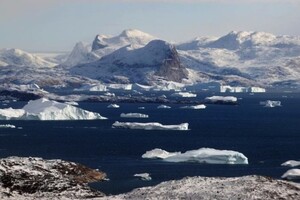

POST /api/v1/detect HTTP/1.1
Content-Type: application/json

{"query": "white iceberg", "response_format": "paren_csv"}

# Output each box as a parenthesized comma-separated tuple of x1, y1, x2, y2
(74, 84, 107, 92)
(157, 105, 171, 109)
(205, 96, 237, 103)
(112, 121, 189, 131)
(134, 173, 152, 181)
(0, 98, 107, 120)
(107, 104, 120, 108)
(120, 113, 149, 118)
(281, 160, 300, 167)
(180, 104, 206, 109)
(0, 124, 16, 129)
(260, 100, 281, 108)
(142, 148, 248, 164)
(171, 92, 197, 98)
(282, 169, 300, 180)
(138, 107, 145, 110)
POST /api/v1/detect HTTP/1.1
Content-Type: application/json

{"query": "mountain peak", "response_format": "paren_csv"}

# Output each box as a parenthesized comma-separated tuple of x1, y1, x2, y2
(120, 29, 153, 38)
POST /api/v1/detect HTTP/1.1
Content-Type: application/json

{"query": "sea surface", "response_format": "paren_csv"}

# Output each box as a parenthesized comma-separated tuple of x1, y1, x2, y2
(0, 92, 300, 195)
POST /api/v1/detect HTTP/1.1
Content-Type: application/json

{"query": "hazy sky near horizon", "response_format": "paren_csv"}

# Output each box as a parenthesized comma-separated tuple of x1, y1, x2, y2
(0, 0, 299, 52)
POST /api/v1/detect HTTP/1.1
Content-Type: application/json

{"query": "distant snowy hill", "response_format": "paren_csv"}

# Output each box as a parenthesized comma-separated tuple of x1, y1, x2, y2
(71, 39, 188, 84)
(0, 48, 56, 68)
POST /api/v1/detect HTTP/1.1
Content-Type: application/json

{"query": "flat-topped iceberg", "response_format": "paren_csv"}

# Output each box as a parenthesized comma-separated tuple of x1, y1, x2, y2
(180, 104, 206, 109)
(107, 104, 120, 108)
(260, 100, 281, 108)
(112, 121, 189, 131)
(120, 113, 149, 118)
(171, 92, 197, 98)
(281, 160, 300, 167)
(205, 96, 237, 103)
(0, 124, 16, 129)
(0, 98, 107, 120)
(142, 148, 248, 164)
(134, 173, 152, 181)
(157, 105, 171, 109)
(282, 169, 300, 180)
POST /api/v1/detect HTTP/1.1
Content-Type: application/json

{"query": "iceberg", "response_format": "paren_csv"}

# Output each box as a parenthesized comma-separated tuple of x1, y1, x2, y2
(0, 98, 107, 120)
(138, 107, 145, 110)
(260, 100, 281, 108)
(0, 124, 16, 129)
(134, 173, 152, 181)
(282, 169, 300, 180)
(112, 121, 189, 131)
(281, 160, 300, 167)
(205, 96, 237, 103)
(142, 148, 248, 164)
(120, 113, 149, 118)
(157, 105, 171, 109)
(107, 104, 120, 108)
(171, 92, 197, 98)
(180, 104, 206, 109)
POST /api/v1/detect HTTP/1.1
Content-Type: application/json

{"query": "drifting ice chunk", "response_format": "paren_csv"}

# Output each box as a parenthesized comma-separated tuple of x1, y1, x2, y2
(138, 107, 145, 110)
(180, 104, 206, 109)
(205, 96, 237, 103)
(107, 104, 120, 108)
(134, 173, 152, 181)
(120, 113, 149, 118)
(282, 169, 300, 180)
(0, 98, 107, 120)
(157, 105, 171, 109)
(260, 100, 281, 108)
(0, 124, 16, 128)
(65, 101, 79, 106)
(142, 148, 248, 164)
(112, 121, 189, 131)
(171, 92, 197, 98)
(281, 160, 300, 167)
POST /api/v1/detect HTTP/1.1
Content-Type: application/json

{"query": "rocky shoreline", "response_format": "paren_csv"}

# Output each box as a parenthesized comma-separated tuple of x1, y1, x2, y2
(0, 156, 299, 199)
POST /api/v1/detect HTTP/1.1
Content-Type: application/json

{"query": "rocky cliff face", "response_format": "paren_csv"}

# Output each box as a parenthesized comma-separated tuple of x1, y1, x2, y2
(0, 157, 106, 199)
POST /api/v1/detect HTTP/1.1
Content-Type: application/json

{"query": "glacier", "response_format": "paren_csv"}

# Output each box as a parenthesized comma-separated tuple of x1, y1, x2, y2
(142, 148, 248, 164)
(0, 98, 106, 120)
(112, 121, 189, 131)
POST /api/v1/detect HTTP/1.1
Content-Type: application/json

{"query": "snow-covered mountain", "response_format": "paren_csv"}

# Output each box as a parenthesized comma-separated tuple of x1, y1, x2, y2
(0, 48, 56, 68)
(71, 39, 188, 84)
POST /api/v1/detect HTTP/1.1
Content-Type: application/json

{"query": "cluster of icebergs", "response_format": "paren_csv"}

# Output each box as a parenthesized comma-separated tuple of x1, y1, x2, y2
(281, 160, 300, 180)
(142, 148, 248, 164)
(0, 98, 106, 120)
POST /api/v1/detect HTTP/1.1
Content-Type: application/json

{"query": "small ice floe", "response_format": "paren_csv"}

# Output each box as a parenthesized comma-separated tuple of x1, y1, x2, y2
(260, 100, 281, 108)
(104, 92, 115, 97)
(138, 107, 145, 110)
(120, 113, 149, 118)
(112, 121, 189, 131)
(142, 148, 248, 164)
(0, 124, 16, 129)
(65, 101, 79, 106)
(157, 105, 171, 109)
(180, 104, 206, 109)
(281, 160, 300, 167)
(171, 92, 197, 98)
(134, 173, 152, 181)
(107, 104, 120, 108)
(205, 96, 237, 103)
(282, 169, 300, 180)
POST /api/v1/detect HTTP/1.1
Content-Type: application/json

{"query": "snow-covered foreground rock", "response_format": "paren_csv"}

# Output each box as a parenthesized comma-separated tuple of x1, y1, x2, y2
(102, 175, 300, 200)
(120, 113, 149, 118)
(0, 157, 106, 199)
(282, 160, 300, 167)
(260, 100, 281, 108)
(282, 169, 300, 180)
(0, 98, 107, 120)
(112, 121, 189, 131)
(142, 148, 248, 164)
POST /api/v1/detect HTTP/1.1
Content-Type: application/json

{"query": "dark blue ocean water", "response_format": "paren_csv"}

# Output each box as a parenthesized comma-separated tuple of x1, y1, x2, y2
(0, 93, 300, 195)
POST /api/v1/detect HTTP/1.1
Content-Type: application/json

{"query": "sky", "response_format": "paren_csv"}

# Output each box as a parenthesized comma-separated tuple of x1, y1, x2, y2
(0, 0, 299, 52)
